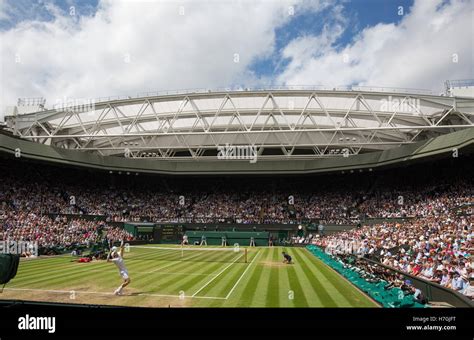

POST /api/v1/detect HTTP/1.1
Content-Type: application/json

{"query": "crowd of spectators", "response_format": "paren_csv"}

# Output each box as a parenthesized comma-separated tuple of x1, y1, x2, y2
(0, 208, 133, 253)
(0, 167, 134, 252)
(313, 179, 473, 299)
(0, 160, 372, 225)
(1, 155, 472, 277)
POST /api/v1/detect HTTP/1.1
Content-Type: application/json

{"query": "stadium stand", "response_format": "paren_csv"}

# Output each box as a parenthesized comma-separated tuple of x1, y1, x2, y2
(1, 152, 471, 244)
(0, 147, 472, 305)
(311, 157, 473, 301)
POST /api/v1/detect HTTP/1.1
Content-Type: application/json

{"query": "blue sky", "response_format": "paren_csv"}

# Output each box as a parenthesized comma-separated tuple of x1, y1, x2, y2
(0, 0, 99, 28)
(250, 0, 415, 78)
(0, 0, 471, 113)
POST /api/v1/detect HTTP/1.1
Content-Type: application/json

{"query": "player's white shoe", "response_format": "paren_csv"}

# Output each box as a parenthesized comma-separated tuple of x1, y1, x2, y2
(114, 288, 122, 296)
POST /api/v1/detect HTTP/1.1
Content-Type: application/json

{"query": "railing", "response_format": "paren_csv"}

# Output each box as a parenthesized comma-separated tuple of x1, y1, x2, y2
(360, 257, 473, 308)
(45, 85, 436, 110)
(94, 85, 435, 103)
(446, 79, 474, 88)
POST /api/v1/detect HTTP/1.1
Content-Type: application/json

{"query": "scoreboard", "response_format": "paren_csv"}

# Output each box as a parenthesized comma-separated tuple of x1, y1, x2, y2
(154, 224, 184, 243)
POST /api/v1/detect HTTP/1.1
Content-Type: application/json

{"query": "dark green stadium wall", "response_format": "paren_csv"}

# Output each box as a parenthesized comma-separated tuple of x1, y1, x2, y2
(185, 231, 269, 246)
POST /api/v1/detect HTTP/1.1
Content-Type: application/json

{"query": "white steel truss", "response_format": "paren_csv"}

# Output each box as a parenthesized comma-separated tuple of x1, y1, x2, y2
(5, 89, 474, 160)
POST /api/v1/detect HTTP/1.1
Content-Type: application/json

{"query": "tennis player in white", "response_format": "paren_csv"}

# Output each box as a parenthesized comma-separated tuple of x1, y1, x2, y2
(107, 241, 131, 295)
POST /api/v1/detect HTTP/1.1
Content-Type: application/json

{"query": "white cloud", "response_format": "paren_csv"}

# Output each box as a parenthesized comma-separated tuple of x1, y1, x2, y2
(0, 0, 472, 120)
(277, 0, 473, 92)
(0, 0, 320, 116)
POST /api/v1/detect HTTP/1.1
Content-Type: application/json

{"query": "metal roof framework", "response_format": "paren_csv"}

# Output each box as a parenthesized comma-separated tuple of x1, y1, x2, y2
(5, 89, 474, 160)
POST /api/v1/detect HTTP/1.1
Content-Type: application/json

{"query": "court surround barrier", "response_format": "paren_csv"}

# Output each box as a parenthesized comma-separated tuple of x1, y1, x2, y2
(306, 245, 424, 308)
(360, 257, 474, 308)
(307, 245, 473, 308)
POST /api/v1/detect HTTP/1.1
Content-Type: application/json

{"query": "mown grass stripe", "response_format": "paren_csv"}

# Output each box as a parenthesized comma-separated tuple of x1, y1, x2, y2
(297, 248, 353, 306)
(289, 248, 338, 307)
(234, 248, 267, 307)
(18, 248, 174, 273)
(197, 262, 247, 297)
(45, 251, 219, 296)
(13, 260, 108, 282)
(191, 253, 245, 297)
(10, 263, 111, 288)
(18, 257, 74, 269)
(283, 248, 321, 306)
(4, 245, 377, 307)
(15, 259, 79, 276)
(13, 249, 163, 282)
(132, 265, 186, 290)
(10, 249, 178, 288)
(248, 248, 273, 307)
(216, 251, 262, 307)
(282, 247, 309, 307)
(161, 261, 230, 295)
(265, 247, 280, 307)
(126, 255, 238, 305)
(300, 249, 377, 307)
(132, 247, 238, 293)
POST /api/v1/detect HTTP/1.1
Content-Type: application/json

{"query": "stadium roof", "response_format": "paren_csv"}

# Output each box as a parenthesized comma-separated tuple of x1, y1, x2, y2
(4, 87, 474, 160)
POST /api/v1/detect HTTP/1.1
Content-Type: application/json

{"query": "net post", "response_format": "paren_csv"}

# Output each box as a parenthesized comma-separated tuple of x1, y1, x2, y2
(245, 248, 248, 263)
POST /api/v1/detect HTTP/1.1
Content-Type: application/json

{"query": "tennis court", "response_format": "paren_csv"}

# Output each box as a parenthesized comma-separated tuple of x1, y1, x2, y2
(1, 245, 377, 307)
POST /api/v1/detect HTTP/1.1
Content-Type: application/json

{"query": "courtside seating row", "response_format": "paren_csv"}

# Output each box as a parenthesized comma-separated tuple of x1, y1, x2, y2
(306, 245, 426, 308)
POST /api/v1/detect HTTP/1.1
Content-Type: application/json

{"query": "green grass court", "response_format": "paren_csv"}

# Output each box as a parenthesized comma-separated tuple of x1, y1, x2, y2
(1, 245, 378, 307)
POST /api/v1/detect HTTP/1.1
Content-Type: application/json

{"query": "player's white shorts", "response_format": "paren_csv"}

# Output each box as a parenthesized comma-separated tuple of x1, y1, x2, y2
(119, 270, 129, 280)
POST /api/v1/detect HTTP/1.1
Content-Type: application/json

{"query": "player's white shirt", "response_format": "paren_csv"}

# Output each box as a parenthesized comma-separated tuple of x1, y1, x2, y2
(112, 254, 129, 279)
(112, 254, 126, 270)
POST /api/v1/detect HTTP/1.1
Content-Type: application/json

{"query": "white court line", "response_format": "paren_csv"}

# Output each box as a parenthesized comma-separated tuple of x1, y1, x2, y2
(3, 287, 226, 300)
(224, 250, 261, 300)
(191, 253, 244, 297)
